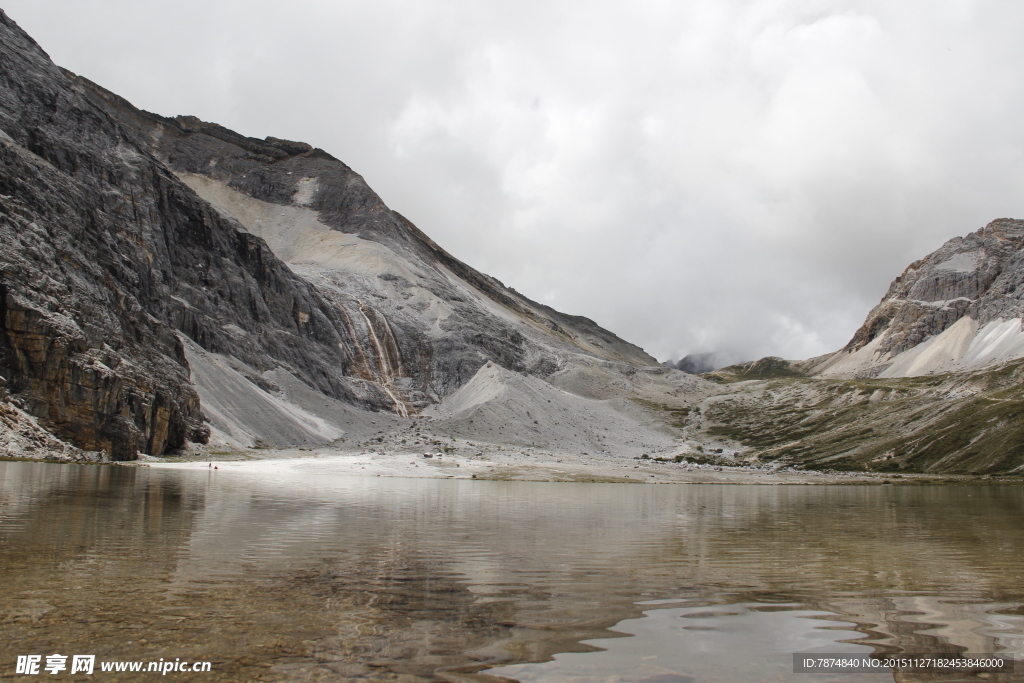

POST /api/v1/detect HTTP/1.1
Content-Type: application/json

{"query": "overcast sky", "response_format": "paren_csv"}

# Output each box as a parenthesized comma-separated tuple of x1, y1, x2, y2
(6, 1, 1024, 365)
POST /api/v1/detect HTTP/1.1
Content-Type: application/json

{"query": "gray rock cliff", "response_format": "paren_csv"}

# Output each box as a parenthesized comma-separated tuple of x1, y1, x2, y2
(0, 10, 660, 457)
(807, 217, 1024, 379)
(845, 218, 1024, 357)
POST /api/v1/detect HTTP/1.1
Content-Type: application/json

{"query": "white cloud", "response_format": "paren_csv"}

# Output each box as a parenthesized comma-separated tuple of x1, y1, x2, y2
(7, 0, 1024, 364)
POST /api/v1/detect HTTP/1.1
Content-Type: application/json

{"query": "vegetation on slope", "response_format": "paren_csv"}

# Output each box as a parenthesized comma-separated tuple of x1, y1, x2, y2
(701, 357, 805, 383)
(690, 359, 1024, 474)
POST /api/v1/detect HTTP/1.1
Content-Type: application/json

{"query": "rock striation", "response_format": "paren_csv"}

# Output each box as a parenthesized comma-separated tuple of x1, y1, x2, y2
(90, 84, 657, 391)
(1, 13, 208, 458)
(813, 218, 1024, 378)
(0, 11, 409, 456)
(0, 10, 669, 458)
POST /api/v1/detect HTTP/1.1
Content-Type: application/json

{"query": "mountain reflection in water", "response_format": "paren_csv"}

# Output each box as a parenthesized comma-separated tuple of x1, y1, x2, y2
(1, 461, 1022, 682)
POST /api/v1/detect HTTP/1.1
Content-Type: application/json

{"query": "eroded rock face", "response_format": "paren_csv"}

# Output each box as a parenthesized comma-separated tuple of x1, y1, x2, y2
(0, 14, 206, 458)
(0, 10, 660, 457)
(67, 56, 657, 414)
(846, 219, 1024, 357)
(0, 11, 393, 457)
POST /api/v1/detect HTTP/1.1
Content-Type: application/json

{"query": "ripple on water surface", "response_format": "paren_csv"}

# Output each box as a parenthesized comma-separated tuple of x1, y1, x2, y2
(1, 461, 1022, 682)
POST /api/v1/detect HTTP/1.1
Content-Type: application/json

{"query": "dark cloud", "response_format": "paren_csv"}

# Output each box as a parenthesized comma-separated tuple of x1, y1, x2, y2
(664, 354, 720, 375)
(8, 0, 1024, 364)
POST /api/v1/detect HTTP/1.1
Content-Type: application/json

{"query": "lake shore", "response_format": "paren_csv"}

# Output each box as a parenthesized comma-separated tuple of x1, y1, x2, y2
(143, 446, 1001, 485)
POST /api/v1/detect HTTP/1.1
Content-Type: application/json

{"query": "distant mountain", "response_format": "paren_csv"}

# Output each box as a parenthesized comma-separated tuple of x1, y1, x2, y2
(811, 218, 1024, 378)
(691, 222, 1024, 474)
(0, 10, 701, 459)
(9, 8, 1020, 474)
(663, 353, 719, 374)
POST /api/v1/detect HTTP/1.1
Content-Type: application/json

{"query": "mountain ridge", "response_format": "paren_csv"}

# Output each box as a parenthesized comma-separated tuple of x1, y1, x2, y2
(705, 218, 1024, 383)
(691, 219, 1024, 474)
(4, 9, 1024, 474)
(0, 9, 679, 459)
(812, 217, 1024, 378)
(70, 70, 655, 369)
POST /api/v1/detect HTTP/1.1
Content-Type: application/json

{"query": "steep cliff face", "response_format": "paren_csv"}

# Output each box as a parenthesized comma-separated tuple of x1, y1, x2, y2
(0, 11, 405, 456)
(814, 218, 1024, 378)
(0, 13, 203, 458)
(64, 64, 658, 428)
(0, 10, 666, 457)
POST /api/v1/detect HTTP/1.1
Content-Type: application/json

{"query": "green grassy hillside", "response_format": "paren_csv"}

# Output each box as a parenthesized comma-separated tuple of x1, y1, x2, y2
(689, 359, 1024, 474)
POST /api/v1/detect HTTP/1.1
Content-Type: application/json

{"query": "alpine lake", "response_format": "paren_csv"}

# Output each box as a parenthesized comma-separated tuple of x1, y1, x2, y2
(1, 460, 1022, 682)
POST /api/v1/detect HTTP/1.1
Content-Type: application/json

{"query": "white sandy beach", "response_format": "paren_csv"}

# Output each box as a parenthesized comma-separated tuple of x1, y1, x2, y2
(146, 445, 935, 485)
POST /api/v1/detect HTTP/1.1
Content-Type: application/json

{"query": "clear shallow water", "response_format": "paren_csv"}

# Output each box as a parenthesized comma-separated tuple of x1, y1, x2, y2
(1, 462, 1022, 682)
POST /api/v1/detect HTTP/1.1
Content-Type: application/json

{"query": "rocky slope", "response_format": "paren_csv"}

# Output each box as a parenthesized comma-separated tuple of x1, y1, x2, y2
(1, 13, 211, 458)
(691, 359, 1024, 474)
(812, 218, 1024, 378)
(87, 82, 657, 381)
(0, 10, 704, 459)
(14, 5, 1022, 474)
(1, 9, 421, 457)
(692, 220, 1024, 474)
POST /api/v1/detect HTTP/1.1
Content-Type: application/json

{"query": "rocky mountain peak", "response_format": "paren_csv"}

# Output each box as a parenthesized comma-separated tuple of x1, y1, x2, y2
(0, 9, 667, 458)
(816, 218, 1024, 378)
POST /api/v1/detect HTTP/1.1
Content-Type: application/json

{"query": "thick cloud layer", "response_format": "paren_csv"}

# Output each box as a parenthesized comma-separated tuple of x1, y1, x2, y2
(8, 1, 1024, 365)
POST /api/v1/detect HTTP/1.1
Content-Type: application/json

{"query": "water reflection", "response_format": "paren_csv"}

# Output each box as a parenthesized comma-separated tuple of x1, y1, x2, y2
(490, 601, 884, 683)
(1, 462, 1022, 682)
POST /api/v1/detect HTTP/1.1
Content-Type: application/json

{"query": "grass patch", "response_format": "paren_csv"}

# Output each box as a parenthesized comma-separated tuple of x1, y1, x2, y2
(631, 398, 695, 428)
(693, 365, 1024, 475)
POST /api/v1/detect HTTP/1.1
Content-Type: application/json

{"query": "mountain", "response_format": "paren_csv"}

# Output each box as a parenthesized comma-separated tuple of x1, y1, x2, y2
(7, 8, 1020, 475)
(811, 218, 1024, 378)
(692, 220, 1024, 475)
(0, 10, 703, 460)
(664, 353, 719, 375)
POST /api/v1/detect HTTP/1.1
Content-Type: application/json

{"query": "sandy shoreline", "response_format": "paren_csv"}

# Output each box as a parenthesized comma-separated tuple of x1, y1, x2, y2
(139, 447, 998, 485)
